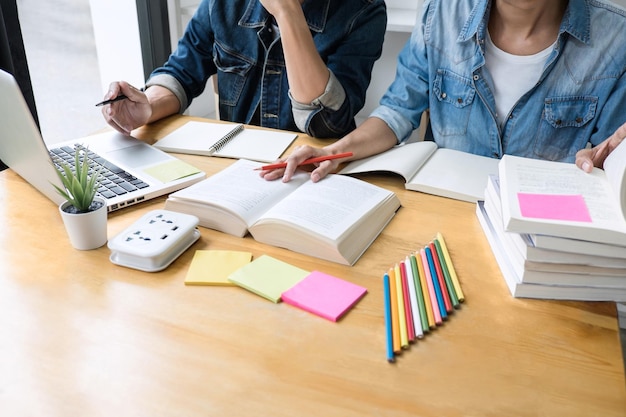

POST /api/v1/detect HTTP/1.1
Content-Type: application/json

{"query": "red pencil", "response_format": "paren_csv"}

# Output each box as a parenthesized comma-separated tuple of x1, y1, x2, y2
(255, 152, 353, 171)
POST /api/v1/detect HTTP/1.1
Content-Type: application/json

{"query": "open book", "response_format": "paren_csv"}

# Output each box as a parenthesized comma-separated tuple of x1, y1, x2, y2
(154, 121, 297, 162)
(164, 159, 401, 265)
(338, 141, 499, 203)
(499, 139, 626, 247)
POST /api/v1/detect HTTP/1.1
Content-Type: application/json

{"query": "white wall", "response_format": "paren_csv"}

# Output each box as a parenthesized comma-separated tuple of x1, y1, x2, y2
(89, 0, 145, 94)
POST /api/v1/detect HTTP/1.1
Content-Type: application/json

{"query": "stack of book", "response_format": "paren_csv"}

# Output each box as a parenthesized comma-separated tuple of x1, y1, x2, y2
(476, 146, 626, 302)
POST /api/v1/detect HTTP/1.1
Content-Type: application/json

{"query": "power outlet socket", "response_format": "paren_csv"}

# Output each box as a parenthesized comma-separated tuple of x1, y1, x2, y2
(108, 209, 200, 272)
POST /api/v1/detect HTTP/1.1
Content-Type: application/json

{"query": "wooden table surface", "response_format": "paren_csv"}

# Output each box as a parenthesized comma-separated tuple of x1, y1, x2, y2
(0, 115, 624, 416)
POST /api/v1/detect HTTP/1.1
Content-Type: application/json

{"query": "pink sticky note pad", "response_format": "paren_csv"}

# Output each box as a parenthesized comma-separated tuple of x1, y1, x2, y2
(281, 271, 367, 322)
(517, 193, 592, 222)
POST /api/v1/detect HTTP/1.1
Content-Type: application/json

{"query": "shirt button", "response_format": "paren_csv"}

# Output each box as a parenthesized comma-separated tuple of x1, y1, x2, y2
(555, 119, 562, 125)
(473, 74, 480, 81)
(576, 117, 583, 123)
(441, 92, 447, 99)
(457, 98, 463, 104)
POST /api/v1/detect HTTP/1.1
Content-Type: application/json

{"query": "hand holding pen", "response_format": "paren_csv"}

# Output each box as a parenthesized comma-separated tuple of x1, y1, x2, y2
(98, 81, 152, 136)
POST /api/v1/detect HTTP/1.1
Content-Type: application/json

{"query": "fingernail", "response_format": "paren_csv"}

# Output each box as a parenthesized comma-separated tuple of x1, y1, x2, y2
(582, 161, 591, 172)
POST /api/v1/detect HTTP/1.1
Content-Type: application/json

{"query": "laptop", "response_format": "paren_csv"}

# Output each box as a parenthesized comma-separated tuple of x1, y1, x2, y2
(0, 69, 206, 212)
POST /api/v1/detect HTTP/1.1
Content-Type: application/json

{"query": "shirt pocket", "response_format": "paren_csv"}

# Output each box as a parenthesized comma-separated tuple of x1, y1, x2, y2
(533, 96, 598, 161)
(430, 69, 476, 137)
(213, 42, 254, 106)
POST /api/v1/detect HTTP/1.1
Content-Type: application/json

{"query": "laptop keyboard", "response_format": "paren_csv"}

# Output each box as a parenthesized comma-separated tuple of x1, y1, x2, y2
(49, 144, 149, 200)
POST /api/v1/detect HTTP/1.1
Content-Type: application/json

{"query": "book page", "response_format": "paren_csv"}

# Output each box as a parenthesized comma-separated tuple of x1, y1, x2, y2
(168, 159, 309, 226)
(258, 174, 394, 241)
(407, 148, 499, 202)
(498, 155, 626, 245)
(502, 156, 618, 223)
(338, 141, 438, 181)
(602, 138, 626, 219)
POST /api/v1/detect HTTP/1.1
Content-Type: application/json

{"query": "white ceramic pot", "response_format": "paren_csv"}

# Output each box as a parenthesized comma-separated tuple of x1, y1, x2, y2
(59, 197, 108, 250)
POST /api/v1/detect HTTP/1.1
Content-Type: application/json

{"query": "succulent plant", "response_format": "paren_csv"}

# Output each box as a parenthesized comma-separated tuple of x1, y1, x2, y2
(52, 147, 102, 213)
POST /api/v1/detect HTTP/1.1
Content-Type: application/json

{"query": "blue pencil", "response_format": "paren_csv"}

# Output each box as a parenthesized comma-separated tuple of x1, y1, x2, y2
(383, 274, 395, 363)
(425, 246, 448, 320)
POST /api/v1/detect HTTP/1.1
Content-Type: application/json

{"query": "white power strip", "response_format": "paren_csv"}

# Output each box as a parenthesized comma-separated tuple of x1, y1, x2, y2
(108, 209, 200, 272)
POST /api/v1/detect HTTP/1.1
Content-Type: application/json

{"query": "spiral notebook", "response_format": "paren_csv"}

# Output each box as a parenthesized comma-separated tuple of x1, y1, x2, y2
(154, 120, 297, 162)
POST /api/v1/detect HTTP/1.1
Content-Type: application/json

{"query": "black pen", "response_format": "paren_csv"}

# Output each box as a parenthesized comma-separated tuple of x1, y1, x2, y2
(95, 94, 128, 107)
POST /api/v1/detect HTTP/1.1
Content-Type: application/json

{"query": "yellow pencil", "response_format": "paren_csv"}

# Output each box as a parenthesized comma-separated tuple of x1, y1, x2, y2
(416, 251, 436, 328)
(387, 267, 401, 353)
(436, 232, 465, 302)
(394, 263, 409, 349)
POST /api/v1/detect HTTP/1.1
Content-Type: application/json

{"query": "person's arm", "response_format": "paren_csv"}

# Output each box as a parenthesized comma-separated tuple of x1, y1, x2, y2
(576, 122, 626, 172)
(262, 0, 329, 104)
(100, 81, 180, 136)
(260, 116, 398, 182)
(261, 0, 386, 138)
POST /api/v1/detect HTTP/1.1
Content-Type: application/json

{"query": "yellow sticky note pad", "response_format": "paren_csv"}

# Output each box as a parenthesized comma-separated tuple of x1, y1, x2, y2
(143, 159, 202, 183)
(185, 250, 253, 286)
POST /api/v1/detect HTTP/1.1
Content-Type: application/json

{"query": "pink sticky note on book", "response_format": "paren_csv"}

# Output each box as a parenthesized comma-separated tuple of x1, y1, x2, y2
(517, 193, 592, 222)
(281, 271, 367, 322)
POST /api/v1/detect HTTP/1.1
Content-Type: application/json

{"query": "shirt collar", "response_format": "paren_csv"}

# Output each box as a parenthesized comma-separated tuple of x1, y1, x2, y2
(239, 0, 330, 33)
(457, 0, 591, 45)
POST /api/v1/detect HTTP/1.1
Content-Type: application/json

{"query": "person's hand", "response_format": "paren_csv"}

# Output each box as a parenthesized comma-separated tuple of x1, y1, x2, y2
(100, 81, 151, 135)
(576, 122, 626, 173)
(260, 145, 338, 183)
(259, 0, 302, 18)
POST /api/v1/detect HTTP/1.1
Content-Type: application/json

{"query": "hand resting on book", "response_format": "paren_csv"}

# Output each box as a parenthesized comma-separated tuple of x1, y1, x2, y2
(576, 122, 626, 173)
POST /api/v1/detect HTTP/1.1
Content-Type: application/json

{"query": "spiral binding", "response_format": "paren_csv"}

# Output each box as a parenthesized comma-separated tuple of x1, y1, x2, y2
(209, 124, 244, 153)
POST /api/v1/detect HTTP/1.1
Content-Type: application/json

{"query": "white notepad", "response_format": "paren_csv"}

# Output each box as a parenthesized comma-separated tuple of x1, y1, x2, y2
(154, 121, 297, 162)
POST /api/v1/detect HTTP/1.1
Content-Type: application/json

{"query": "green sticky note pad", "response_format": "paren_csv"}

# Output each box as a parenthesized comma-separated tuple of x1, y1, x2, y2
(228, 255, 309, 303)
(143, 159, 202, 183)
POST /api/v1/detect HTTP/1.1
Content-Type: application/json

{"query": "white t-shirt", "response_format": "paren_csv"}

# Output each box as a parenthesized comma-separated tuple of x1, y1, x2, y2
(485, 32, 555, 129)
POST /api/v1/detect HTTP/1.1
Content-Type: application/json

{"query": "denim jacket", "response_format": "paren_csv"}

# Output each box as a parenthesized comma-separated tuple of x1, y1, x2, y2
(372, 0, 626, 162)
(147, 0, 386, 138)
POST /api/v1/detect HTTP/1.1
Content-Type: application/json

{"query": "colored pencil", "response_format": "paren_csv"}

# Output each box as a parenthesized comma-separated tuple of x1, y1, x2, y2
(383, 274, 395, 363)
(436, 232, 464, 302)
(255, 152, 353, 171)
(425, 246, 448, 320)
(394, 263, 409, 349)
(400, 260, 416, 342)
(410, 253, 429, 333)
(420, 248, 442, 325)
(415, 252, 435, 329)
(429, 242, 453, 313)
(387, 267, 401, 353)
(404, 256, 424, 339)
(433, 238, 460, 308)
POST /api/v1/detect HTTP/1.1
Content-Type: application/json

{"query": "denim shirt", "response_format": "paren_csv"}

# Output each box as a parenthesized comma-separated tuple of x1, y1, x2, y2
(371, 0, 626, 162)
(147, 0, 386, 138)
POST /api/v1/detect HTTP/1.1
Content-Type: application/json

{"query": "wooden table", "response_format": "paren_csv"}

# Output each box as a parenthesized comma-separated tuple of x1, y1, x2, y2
(1, 115, 624, 416)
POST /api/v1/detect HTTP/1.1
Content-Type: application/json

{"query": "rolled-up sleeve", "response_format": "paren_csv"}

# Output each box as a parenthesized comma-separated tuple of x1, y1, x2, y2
(145, 74, 189, 113)
(289, 70, 346, 132)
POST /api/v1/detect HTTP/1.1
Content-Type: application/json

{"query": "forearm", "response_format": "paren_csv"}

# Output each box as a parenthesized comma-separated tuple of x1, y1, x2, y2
(144, 85, 181, 124)
(272, 4, 330, 103)
(325, 117, 399, 161)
